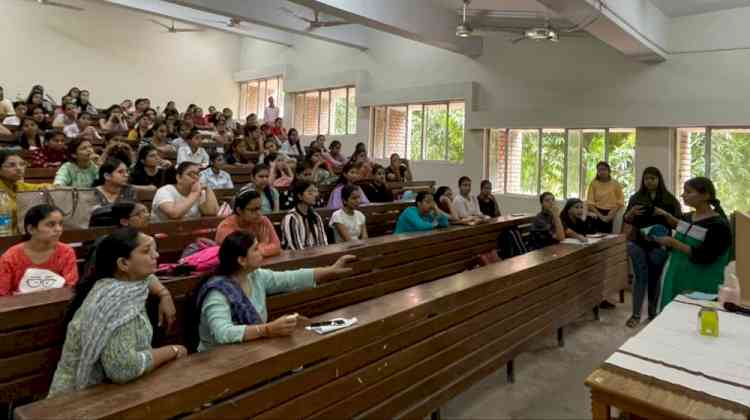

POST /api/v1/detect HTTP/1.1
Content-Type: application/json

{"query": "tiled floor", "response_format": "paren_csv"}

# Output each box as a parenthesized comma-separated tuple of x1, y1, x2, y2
(443, 293, 645, 420)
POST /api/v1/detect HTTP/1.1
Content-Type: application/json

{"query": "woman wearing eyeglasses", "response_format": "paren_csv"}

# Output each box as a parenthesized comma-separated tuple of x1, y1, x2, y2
(150, 161, 219, 222)
(0, 204, 78, 296)
(0, 149, 51, 234)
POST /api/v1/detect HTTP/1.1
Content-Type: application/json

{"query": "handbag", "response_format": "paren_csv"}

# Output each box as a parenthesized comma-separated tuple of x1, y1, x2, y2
(16, 188, 98, 233)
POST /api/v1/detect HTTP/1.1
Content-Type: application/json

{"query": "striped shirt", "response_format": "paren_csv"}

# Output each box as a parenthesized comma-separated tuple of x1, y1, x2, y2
(280, 207, 329, 250)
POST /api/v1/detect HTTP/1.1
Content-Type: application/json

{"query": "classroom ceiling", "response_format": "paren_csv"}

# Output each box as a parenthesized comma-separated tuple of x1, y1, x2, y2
(650, 0, 750, 17)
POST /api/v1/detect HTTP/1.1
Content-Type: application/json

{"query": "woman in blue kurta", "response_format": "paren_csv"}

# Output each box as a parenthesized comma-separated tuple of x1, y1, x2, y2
(394, 191, 450, 234)
(196, 231, 355, 352)
(651, 177, 732, 311)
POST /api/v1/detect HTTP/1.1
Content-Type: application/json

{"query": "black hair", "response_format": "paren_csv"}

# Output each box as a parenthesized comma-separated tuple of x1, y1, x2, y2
(458, 176, 471, 186)
(292, 180, 319, 226)
(66, 137, 89, 162)
(341, 184, 358, 203)
(134, 144, 158, 175)
(265, 152, 279, 164)
(252, 163, 275, 208)
(215, 231, 257, 277)
(18, 117, 41, 150)
(94, 158, 126, 187)
(23, 204, 62, 239)
(0, 148, 20, 166)
(480, 180, 492, 190)
(684, 177, 727, 220)
(559, 198, 584, 230)
(539, 191, 555, 204)
(104, 104, 122, 119)
(595, 161, 612, 181)
(209, 152, 225, 163)
(337, 161, 360, 186)
(77, 111, 93, 121)
(185, 129, 200, 141)
(176, 161, 199, 178)
(433, 186, 450, 204)
(416, 191, 430, 204)
(638, 166, 669, 199)
(13, 101, 26, 110)
(64, 227, 142, 329)
(233, 189, 261, 215)
(44, 129, 64, 144)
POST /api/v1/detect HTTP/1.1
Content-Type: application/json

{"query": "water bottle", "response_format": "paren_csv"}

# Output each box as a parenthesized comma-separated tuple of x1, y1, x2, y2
(0, 192, 13, 236)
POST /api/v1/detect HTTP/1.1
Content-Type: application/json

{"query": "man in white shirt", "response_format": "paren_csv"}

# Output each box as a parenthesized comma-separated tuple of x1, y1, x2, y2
(263, 96, 279, 124)
(199, 153, 234, 190)
(0, 86, 14, 118)
(53, 102, 78, 129)
(453, 176, 486, 220)
(2, 102, 26, 125)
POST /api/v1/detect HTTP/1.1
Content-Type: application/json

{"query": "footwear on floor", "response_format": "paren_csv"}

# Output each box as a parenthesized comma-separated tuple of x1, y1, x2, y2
(600, 300, 616, 310)
(625, 316, 640, 328)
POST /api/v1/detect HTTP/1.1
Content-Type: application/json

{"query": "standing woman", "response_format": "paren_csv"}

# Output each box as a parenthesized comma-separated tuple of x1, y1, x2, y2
(623, 167, 682, 327)
(281, 181, 328, 250)
(215, 190, 280, 256)
(327, 162, 370, 210)
(653, 177, 732, 310)
(196, 231, 354, 352)
(329, 185, 368, 243)
(48, 228, 187, 397)
(586, 161, 625, 233)
(0, 205, 78, 296)
(54, 138, 99, 188)
(92, 158, 137, 206)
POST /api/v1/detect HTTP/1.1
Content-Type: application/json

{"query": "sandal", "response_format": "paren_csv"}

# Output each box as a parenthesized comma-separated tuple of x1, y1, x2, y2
(625, 317, 640, 328)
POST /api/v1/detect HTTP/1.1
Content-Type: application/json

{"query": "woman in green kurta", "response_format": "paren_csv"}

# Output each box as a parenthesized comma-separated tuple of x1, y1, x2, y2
(48, 228, 187, 397)
(196, 231, 355, 352)
(652, 177, 732, 311)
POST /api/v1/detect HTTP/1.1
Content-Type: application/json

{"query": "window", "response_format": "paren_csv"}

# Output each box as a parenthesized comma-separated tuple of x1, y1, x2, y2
(371, 101, 465, 163)
(290, 86, 357, 136)
(677, 127, 750, 214)
(238, 76, 284, 120)
(486, 128, 636, 199)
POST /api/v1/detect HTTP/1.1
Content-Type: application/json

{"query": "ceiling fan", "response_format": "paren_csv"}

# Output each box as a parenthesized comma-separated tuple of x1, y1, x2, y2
(279, 6, 350, 31)
(200, 17, 246, 29)
(148, 18, 204, 34)
(455, 0, 601, 44)
(23, 0, 84, 12)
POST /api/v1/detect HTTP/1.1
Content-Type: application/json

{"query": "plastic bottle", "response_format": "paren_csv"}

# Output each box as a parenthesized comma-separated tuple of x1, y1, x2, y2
(0, 192, 14, 236)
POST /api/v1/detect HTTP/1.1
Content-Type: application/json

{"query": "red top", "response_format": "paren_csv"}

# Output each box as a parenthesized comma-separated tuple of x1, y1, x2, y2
(0, 242, 79, 296)
(29, 147, 66, 168)
(271, 126, 286, 137)
(215, 215, 281, 257)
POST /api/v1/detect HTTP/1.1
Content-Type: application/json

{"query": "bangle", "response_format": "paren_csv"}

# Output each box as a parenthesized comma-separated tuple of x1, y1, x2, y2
(171, 345, 179, 357)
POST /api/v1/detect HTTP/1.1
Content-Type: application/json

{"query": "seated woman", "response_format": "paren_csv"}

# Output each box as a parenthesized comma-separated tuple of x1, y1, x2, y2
(84, 202, 151, 278)
(385, 153, 413, 183)
(477, 180, 501, 218)
(586, 161, 625, 233)
(394, 191, 449, 234)
(199, 153, 234, 190)
(267, 153, 294, 188)
(147, 122, 177, 156)
(17, 117, 44, 150)
(330, 185, 368, 243)
(48, 228, 187, 397)
(281, 181, 329, 250)
(623, 167, 682, 327)
(29, 130, 67, 168)
(130, 145, 169, 191)
(196, 231, 354, 352)
(327, 162, 370, 210)
(215, 190, 280, 256)
(128, 114, 153, 142)
(29, 105, 52, 131)
(92, 158, 137, 206)
(361, 164, 395, 203)
(0, 149, 51, 234)
(176, 130, 209, 169)
(283, 128, 303, 157)
(433, 186, 461, 222)
(151, 162, 219, 222)
(0, 205, 78, 296)
(559, 198, 597, 242)
(54, 138, 99, 188)
(305, 148, 331, 183)
(99, 104, 129, 132)
(652, 177, 732, 311)
(242, 163, 280, 214)
(453, 176, 486, 221)
(528, 192, 565, 250)
(323, 140, 347, 173)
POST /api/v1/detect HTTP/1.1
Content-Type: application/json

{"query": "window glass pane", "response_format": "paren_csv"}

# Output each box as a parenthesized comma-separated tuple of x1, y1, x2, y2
(246, 81, 259, 119)
(677, 128, 706, 196)
(582, 129, 606, 192)
(303, 92, 319, 136)
(567, 129, 582, 198)
(425, 104, 448, 161)
(448, 102, 465, 163)
(385, 106, 407, 158)
(507, 129, 539, 195)
(330, 88, 347, 135)
(407, 105, 423, 161)
(239, 82, 248, 119)
(319, 91, 330, 135)
(541, 129, 565, 198)
(258, 80, 267, 117)
(277, 77, 284, 118)
(607, 128, 637, 199)
(488, 129, 507, 193)
(347, 88, 357, 134)
(710, 128, 750, 214)
(372, 107, 386, 159)
(293, 94, 304, 131)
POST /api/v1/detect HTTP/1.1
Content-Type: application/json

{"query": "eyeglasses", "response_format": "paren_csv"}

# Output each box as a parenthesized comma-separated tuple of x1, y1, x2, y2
(2, 162, 27, 169)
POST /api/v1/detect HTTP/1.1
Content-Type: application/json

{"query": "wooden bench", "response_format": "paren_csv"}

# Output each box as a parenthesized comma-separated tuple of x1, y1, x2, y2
(13, 235, 627, 419)
(0, 216, 534, 412)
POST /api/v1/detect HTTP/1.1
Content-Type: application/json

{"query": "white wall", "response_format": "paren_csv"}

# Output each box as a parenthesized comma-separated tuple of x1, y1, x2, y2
(0, 0, 241, 112)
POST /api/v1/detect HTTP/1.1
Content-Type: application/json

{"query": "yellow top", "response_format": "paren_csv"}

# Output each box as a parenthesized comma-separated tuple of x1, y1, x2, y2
(586, 179, 624, 211)
(0, 179, 52, 234)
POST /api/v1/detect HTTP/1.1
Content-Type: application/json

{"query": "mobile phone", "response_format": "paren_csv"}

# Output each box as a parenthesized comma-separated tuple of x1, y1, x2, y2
(310, 319, 347, 328)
